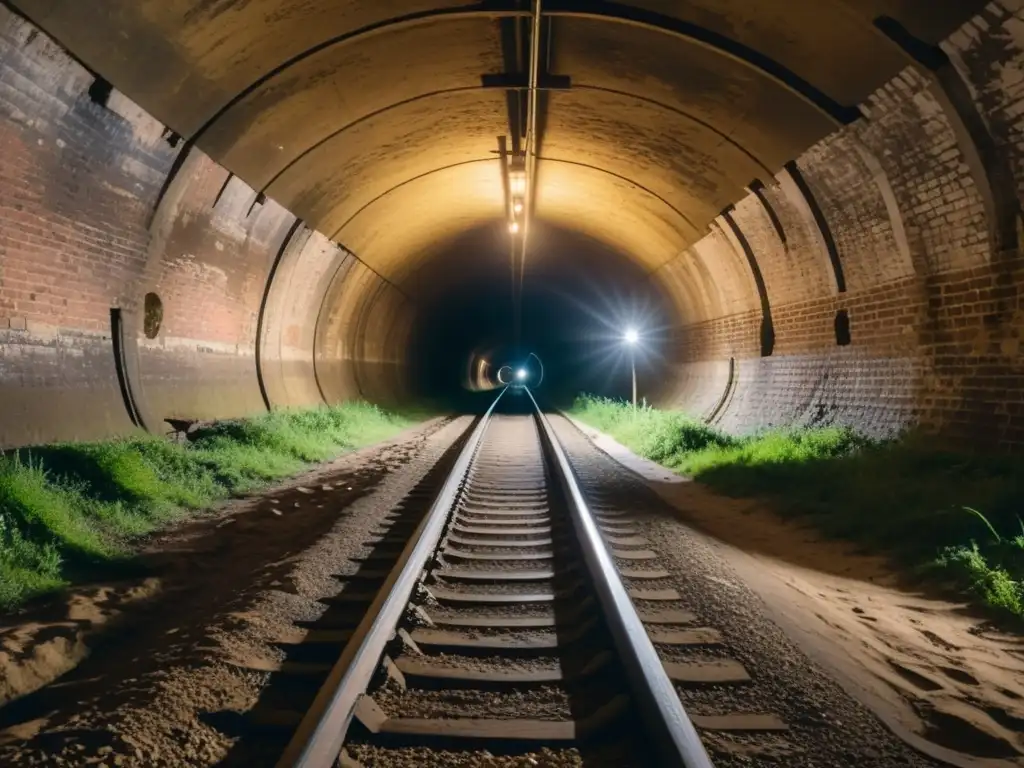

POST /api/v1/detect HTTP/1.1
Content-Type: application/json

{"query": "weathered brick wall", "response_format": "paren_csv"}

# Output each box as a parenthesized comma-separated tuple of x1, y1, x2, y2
(0, 7, 414, 448)
(654, 5, 1024, 446)
(7, 0, 1024, 449)
(716, 351, 923, 438)
(0, 10, 175, 446)
(315, 261, 414, 408)
(949, 0, 1024, 210)
(728, 191, 831, 307)
(133, 148, 297, 425)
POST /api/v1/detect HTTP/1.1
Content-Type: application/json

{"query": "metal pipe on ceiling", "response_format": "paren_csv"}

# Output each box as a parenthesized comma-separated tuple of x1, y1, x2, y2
(515, 0, 543, 347)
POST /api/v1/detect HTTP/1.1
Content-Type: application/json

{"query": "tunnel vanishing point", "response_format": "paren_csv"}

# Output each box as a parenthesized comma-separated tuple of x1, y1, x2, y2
(0, 0, 1022, 449)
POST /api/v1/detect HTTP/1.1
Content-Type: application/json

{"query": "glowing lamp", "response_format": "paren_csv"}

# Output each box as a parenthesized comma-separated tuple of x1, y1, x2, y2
(509, 169, 527, 196)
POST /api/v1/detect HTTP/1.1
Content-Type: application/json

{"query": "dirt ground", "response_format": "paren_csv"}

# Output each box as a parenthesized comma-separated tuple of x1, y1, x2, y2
(3, 412, 1022, 767)
(570, 418, 1024, 768)
(0, 416, 472, 767)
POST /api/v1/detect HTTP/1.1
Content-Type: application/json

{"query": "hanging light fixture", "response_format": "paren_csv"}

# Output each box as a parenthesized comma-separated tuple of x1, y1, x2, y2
(509, 168, 526, 197)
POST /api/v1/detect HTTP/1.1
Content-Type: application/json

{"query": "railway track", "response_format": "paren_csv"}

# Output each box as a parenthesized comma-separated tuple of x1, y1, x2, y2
(268, 389, 788, 767)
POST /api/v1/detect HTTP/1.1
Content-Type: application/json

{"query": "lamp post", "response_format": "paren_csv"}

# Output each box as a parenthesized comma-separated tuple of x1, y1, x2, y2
(624, 327, 639, 408)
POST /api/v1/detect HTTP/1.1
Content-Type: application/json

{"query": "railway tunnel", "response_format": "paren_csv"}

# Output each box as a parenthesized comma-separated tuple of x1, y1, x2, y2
(6, 3, 1024, 766)
(3, 0, 1021, 448)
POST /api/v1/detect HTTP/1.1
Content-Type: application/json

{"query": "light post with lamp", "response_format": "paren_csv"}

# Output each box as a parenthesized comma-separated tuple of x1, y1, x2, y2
(624, 327, 639, 408)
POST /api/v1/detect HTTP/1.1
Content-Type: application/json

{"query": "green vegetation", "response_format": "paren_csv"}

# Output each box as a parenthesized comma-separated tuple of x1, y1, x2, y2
(570, 394, 1024, 621)
(0, 402, 423, 609)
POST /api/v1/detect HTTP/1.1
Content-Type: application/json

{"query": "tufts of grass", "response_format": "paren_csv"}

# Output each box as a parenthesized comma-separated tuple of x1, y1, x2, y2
(0, 401, 423, 610)
(927, 544, 1023, 617)
(569, 394, 1024, 622)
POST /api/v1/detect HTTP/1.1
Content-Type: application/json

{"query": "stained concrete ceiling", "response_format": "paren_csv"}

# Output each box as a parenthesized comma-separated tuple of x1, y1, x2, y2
(13, 0, 985, 296)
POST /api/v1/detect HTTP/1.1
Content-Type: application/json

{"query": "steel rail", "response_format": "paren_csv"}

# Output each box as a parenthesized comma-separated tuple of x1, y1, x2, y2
(276, 387, 507, 768)
(525, 387, 715, 768)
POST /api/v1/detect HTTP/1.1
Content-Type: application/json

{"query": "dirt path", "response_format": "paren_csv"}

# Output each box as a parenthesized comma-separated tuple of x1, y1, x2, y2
(569, 417, 1024, 768)
(0, 415, 472, 767)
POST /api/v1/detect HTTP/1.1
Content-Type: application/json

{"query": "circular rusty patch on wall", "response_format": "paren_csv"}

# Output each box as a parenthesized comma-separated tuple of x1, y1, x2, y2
(143, 292, 163, 339)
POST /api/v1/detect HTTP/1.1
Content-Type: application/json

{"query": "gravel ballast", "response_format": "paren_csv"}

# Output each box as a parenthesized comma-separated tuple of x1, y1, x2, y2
(550, 414, 945, 768)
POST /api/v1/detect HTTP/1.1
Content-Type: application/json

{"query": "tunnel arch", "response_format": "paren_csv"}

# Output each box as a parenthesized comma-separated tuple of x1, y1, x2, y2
(7, 0, 1024, 449)
(8, 0, 931, 288)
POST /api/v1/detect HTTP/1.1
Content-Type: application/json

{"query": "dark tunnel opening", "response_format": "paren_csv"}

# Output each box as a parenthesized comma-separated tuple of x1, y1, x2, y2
(408, 223, 673, 410)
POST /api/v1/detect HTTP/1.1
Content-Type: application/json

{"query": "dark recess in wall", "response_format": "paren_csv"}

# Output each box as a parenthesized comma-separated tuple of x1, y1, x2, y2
(834, 309, 851, 346)
(247, 191, 267, 217)
(143, 293, 163, 339)
(872, 16, 947, 70)
(87, 76, 112, 107)
(110, 308, 146, 430)
(162, 129, 181, 148)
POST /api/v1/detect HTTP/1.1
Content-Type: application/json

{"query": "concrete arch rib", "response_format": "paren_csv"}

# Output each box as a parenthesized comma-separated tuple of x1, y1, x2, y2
(260, 87, 493, 192)
(324, 155, 701, 241)
(267, 88, 510, 238)
(254, 84, 774, 197)
(535, 157, 701, 236)
(328, 158, 502, 243)
(330, 160, 508, 289)
(327, 156, 704, 276)
(571, 85, 774, 177)
(190, 7, 530, 141)
(545, 1, 860, 124)
(540, 89, 768, 226)
(309, 155, 700, 294)
(189, 2, 861, 150)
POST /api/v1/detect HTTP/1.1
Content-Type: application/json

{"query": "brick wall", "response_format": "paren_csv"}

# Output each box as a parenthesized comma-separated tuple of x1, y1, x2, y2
(653, 4, 1024, 446)
(0, 7, 414, 448)
(0, 10, 175, 446)
(6, 0, 1024, 449)
(949, 0, 1024, 210)
(132, 148, 297, 425)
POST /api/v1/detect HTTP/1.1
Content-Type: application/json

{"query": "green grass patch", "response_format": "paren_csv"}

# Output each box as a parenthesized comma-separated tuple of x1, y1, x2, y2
(569, 394, 1024, 622)
(0, 402, 424, 610)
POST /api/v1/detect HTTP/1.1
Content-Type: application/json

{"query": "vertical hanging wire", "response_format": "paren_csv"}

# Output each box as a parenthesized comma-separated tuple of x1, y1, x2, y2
(514, 0, 542, 350)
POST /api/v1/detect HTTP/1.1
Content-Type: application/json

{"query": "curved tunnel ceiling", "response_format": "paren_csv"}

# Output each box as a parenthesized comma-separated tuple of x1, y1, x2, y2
(12, 0, 984, 299)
